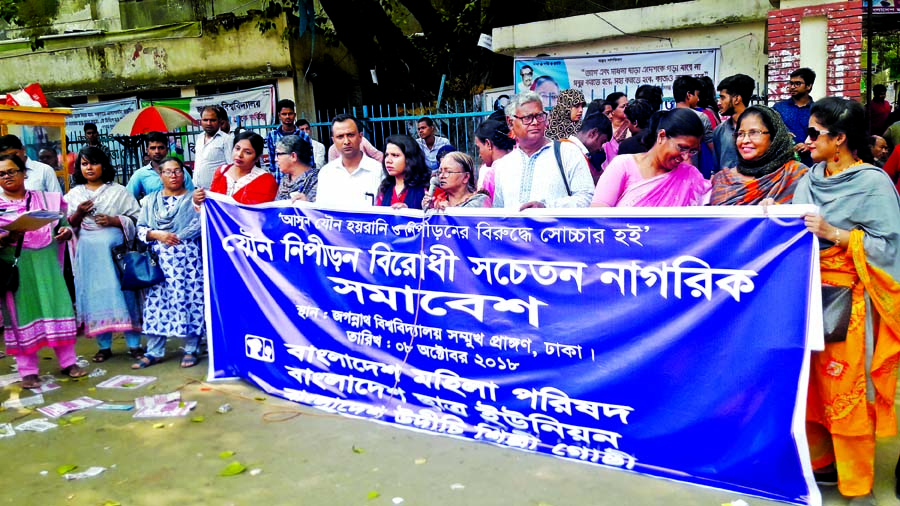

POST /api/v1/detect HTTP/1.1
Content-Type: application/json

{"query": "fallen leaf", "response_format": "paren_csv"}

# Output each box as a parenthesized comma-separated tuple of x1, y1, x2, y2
(179, 401, 185, 408)
(536, 502, 553, 506)
(200, 387, 211, 391)
(191, 416, 205, 423)
(367, 491, 380, 500)
(68, 416, 86, 424)
(219, 450, 236, 459)
(219, 461, 246, 476)
(152, 423, 165, 429)
(352, 445, 365, 454)
(56, 464, 77, 475)
(253, 396, 266, 401)
(414, 458, 427, 465)
(102, 501, 122, 506)
(87, 387, 96, 392)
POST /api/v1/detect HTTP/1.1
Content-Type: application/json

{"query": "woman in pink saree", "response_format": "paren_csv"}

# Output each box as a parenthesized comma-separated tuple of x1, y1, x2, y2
(591, 108, 710, 207)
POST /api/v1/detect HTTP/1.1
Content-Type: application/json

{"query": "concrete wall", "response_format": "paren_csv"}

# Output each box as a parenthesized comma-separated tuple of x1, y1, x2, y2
(492, 0, 770, 97)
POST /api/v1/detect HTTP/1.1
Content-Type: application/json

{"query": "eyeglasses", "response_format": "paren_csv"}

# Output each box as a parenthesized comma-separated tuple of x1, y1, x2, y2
(439, 170, 465, 175)
(512, 112, 548, 125)
(788, 81, 806, 88)
(733, 129, 770, 141)
(161, 169, 184, 176)
(806, 127, 832, 141)
(671, 142, 699, 157)
(0, 169, 22, 179)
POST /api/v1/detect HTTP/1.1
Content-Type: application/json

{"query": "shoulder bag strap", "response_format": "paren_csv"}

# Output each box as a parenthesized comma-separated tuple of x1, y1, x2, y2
(553, 140, 572, 196)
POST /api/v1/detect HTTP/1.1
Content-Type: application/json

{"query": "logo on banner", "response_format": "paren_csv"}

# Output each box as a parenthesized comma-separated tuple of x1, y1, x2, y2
(245, 334, 275, 362)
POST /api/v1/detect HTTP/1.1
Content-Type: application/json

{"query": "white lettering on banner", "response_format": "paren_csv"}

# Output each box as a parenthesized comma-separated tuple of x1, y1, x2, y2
(544, 341, 583, 359)
(328, 277, 547, 328)
(285, 367, 407, 403)
(476, 403, 623, 449)
(473, 423, 541, 451)
(373, 314, 443, 341)
(411, 393, 470, 417)
(394, 406, 467, 435)
(551, 443, 637, 470)
(279, 214, 311, 229)
(313, 216, 343, 232)
(345, 218, 390, 236)
(612, 224, 650, 246)
(368, 242, 459, 282)
(222, 228, 275, 262)
(345, 329, 383, 348)
(469, 257, 588, 292)
(511, 386, 634, 424)
(283, 388, 387, 418)
(281, 233, 362, 272)
(473, 354, 520, 371)
(416, 343, 469, 364)
(475, 222, 534, 242)
(487, 335, 531, 354)
(331, 310, 371, 328)
(595, 255, 757, 301)
(295, 305, 322, 319)
(539, 226, 606, 245)
(446, 330, 485, 349)
(284, 344, 402, 381)
(412, 368, 499, 401)
(424, 223, 470, 241)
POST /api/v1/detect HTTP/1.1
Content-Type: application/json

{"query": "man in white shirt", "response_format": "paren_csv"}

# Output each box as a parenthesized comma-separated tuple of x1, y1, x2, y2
(0, 134, 62, 193)
(192, 106, 233, 189)
(492, 92, 594, 210)
(416, 117, 451, 170)
(296, 118, 326, 169)
(316, 114, 384, 208)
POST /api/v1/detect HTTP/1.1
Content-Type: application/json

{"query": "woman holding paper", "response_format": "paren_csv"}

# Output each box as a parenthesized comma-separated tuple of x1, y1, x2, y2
(792, 97, 900, 501)
(133, 157, 203, 369)
(65, 146, 144, 363)
(0, 153, 84, 388)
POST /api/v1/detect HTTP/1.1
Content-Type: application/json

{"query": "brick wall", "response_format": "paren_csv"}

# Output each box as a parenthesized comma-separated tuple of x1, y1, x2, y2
(767, 1, 862, 102)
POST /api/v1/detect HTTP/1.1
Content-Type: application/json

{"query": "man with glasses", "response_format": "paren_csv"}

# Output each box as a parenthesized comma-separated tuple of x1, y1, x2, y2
(518, 65, 534, 93)
(126, 131, 194, 201)
(0, 134, 61, 193)
(773, 68, 816, 166)
(492, 92, 594, 210)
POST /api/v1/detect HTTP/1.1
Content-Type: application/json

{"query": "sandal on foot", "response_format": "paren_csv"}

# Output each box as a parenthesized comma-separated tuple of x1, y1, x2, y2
(180, 352, 200, 368)
(60, 364, 88, 378)
(92, 348, 112, 363)
(128, 347, 145, 360)
(21, 374, 41, 389)
(132, 355, 162, 369)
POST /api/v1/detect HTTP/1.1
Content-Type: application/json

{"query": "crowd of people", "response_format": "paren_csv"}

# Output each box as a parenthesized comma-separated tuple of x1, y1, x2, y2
(2, 69, 900, 503)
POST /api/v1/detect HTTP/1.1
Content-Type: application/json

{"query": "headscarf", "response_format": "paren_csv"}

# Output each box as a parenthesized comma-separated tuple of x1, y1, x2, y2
(734, 105, 795, 178)
(545, 89, 586, 141)
(139, 190, 201, 240)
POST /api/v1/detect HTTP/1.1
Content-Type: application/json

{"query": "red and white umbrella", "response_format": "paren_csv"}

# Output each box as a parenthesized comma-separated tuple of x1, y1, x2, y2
(110, 106, 197, 135)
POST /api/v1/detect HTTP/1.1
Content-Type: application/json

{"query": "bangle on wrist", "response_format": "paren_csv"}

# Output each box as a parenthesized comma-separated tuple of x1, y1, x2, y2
(833, 227, 840, 245)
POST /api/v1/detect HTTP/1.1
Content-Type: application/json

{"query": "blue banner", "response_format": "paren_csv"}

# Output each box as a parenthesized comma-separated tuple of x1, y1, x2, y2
(203, 197, 822, 505)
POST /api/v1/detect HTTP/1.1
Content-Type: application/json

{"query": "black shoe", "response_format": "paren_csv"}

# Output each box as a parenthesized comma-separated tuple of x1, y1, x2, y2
(814, 469, 838, 486)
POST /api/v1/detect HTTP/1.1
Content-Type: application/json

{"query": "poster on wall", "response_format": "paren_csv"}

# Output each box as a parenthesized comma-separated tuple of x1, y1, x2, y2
(863, 0, 900, 14)
(66, 97, 140, 133)
(142, 85, 276, 127)
(514, 49, 719, 109)
(482, 86, 515, 114)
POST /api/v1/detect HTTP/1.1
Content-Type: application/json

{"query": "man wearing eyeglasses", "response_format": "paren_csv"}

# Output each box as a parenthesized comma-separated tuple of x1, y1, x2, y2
(492, 92, 594, 210)
(0, 134, 61, 193)
(773, 68, 816, 166)
(126, 131, 194, 201)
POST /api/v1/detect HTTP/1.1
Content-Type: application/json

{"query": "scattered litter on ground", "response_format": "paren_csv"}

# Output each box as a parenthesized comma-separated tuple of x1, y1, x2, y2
(2, 393, 45, 409)
(94, 404, 134, 411)
(134, 400, 196, 418)
(101, 501, 122, 506)
(216, 403, 232, 414)
(367, 491, 380, 500)
(450, 483, 465, 490)
(219, 461, 246, 476)
(352, 445, 365, 454)
(722, 501, 749, 506)
(134, 392, 179, 410)
(74, 357, 90, 369)
(15, 418, 57, 432)
(37, 397, 103, 418)
(29, 382, 61, 394)
(219, 451, 236, 459)
(0, 372, 20, 387)
(63, 466, 106, 480)
(392, 498, 404, 504)
(96, 375, 157, 389)
(249, 468, 262, 476)
(56, 464, 77, 475)
(39, 470, 48, 476)
(0, 423, 15, 438)
(87, 368, 107, 379)
(191, 416, 205, 422)
(414, 458, 427, 465)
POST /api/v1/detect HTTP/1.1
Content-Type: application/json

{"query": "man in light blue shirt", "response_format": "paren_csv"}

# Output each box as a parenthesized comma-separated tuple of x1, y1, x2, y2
(126, 131, 194, 200)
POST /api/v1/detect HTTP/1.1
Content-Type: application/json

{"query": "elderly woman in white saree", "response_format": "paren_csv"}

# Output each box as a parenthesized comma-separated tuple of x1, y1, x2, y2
(65, 147, 144, 363)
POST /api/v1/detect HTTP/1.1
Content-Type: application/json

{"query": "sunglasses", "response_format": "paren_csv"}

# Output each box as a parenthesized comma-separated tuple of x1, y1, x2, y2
(806, 127, 832, 141)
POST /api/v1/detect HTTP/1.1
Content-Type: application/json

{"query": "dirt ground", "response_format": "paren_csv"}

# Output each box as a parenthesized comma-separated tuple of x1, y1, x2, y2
(1, 337, 899, 506)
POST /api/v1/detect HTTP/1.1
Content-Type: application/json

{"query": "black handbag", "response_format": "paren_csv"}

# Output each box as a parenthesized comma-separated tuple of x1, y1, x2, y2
(0, 234, 25, 294)
(822, 284, 853, 343)
(111, 236, 165, 291)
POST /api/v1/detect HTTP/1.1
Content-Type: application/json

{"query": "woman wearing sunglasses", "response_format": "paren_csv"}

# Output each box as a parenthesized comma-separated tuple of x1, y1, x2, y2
(792, 97, 900, 502)
(709, 105, 808, 205)
(591, 108, 709, 207)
